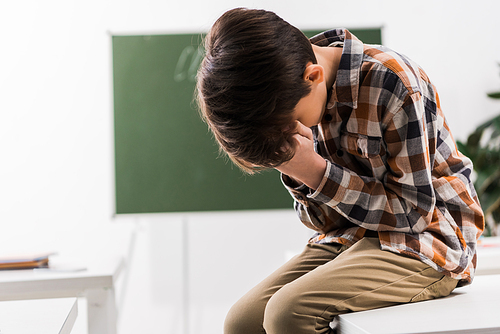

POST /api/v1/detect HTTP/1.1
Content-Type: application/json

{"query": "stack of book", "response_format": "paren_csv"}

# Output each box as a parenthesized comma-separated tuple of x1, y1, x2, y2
(0, 252, 55, 270)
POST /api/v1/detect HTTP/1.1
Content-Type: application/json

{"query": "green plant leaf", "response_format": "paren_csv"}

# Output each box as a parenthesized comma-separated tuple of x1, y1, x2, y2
(467, 131, 482, 150)
(456, 141, 471, 158)
(487, 91, 500, 99)
(492, 116, 500, 133)
(475, 115, 500, 134)
(475, 166, 500, 195)
(481, 186, 500, 216)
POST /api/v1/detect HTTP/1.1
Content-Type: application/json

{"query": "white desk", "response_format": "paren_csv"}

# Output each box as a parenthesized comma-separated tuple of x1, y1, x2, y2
(0, 256, 123, 334)
(0, 298, 78, 334)
(476, 236, 500, 275)
(338, 274, 500, 334)
(0, 224, 135, 334)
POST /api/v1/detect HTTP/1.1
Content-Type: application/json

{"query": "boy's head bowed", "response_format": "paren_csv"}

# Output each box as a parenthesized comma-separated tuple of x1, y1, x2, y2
(196, 8, 316, 173)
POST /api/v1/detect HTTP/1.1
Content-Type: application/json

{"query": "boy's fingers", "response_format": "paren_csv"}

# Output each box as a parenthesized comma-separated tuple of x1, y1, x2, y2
(280, 140, 291, 152)
(295, 121, 313, 141)
(281, 121, 312, 153)
(280, 133, 302, 155)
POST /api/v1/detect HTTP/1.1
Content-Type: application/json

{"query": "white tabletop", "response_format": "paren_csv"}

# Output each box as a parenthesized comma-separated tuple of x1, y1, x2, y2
(0, 223, 135, 334)
(0, 254, 124, 301)
(338, 274, 500, 334)
(0, 223, 132, 301)
(0, 298, 77, 334)
(476, 237, 500, 275)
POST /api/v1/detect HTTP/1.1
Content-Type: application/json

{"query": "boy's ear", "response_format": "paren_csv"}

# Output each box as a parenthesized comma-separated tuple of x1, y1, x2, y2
(303, 63, 325, 84)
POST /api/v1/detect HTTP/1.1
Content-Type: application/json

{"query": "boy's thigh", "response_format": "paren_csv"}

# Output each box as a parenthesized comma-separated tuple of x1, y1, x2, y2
(324, 237, 458, 311)
(264, 237, 458, 332)
(224, 242, 347, 334)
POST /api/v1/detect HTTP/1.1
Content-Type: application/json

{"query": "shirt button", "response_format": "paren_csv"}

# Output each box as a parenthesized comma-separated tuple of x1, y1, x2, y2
(324, 114, 333, 122)
(336, 149, 344, 157)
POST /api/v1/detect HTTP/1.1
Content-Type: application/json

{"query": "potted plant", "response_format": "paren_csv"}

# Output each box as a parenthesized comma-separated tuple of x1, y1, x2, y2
(456, 69, 500, 236)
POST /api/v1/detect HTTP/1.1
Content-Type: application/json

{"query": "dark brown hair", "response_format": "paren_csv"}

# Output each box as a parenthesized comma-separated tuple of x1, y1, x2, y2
(196, 8, 316, 173)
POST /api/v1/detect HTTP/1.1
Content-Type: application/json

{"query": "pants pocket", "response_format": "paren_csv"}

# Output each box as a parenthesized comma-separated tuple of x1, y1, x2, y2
(410, 274, 458, 303)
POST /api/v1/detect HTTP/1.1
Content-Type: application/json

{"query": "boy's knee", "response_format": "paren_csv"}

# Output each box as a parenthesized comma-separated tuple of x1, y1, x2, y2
(223, 295, 266, 334)
(223, 304, 253, 334)
(263, 288, 305, 333)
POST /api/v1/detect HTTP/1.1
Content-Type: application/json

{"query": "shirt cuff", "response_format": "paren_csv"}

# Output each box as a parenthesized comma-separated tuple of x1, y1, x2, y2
(281, 174, 310, 206)
(307, 160, 348, 207)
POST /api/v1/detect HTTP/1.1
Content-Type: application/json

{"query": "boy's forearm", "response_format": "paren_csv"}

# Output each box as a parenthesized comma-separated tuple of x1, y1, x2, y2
(277, 154, 327, 190)
(298, 158, 326, 190)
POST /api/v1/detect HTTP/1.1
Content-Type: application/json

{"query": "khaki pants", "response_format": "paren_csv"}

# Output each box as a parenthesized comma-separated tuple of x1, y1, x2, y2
(224, 237, 457, 334)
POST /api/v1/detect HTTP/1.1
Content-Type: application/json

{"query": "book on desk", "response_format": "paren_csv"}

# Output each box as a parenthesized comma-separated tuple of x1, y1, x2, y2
(0, 252, 55, 270)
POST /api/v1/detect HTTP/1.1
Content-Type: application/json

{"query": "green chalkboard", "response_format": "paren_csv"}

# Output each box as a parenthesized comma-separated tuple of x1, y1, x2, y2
(112, 28, 382, 214)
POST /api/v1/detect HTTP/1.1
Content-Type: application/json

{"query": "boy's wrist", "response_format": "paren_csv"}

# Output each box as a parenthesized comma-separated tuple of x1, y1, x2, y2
(301, 157, 327, 190)
(280, 155, 326, 191)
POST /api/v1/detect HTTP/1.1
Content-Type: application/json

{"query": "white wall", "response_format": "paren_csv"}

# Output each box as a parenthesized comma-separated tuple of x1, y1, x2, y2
(1, 0, 500, 333)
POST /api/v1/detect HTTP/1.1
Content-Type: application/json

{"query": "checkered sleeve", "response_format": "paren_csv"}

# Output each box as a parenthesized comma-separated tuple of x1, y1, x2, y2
(282, 175, 358, 234)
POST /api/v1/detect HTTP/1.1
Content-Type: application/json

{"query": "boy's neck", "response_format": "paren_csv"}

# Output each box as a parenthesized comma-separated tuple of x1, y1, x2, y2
(312, 44, 343, 90)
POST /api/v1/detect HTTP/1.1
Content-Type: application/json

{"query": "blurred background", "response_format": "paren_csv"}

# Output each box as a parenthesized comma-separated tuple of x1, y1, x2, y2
(1, 0, 500, 333)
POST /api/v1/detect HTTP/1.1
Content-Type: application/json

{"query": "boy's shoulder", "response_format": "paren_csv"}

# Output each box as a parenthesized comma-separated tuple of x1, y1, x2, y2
(361, 44, 429, 96)
(323, 29, 432, 107)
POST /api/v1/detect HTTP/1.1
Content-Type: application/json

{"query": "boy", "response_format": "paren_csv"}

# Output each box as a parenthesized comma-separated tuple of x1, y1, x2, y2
(196, 8, 484, 334)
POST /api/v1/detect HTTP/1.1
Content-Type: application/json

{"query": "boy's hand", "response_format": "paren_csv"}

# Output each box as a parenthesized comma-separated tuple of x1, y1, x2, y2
(276, 121, 327, 190)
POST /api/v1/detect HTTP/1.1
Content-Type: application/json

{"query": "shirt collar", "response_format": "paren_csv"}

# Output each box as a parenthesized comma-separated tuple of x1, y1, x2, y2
(310, 28, 364, 109)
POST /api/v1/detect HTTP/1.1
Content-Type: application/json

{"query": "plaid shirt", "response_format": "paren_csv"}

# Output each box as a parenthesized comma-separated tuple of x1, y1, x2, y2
(283, 29, 484, 285)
